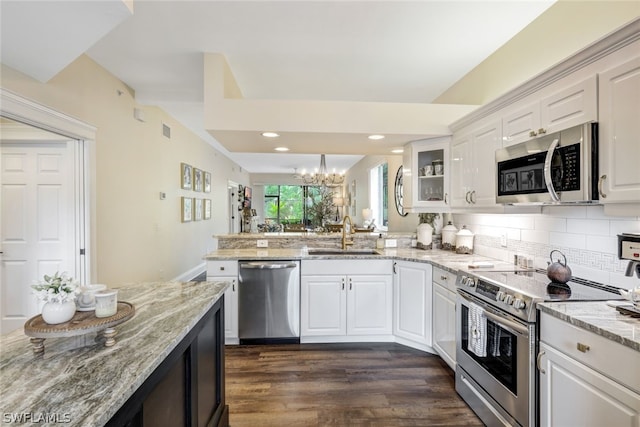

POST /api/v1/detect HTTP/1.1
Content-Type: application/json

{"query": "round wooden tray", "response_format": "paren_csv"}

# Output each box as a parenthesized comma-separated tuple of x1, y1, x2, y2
(24, 302, 135, 354)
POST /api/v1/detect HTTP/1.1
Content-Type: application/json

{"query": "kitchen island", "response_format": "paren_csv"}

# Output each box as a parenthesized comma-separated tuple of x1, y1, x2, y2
(0, 280, 229, 427)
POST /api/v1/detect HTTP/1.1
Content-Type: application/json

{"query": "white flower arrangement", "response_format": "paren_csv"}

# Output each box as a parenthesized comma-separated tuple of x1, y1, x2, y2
(31, 272, 78, 304)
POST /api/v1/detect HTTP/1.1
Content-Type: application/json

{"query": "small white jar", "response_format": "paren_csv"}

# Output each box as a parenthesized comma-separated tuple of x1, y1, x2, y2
(441, 221, 458, 251)
(94, 290, 118, 318)
(455, 225, 474, 254)
(417, 223, 434, 250)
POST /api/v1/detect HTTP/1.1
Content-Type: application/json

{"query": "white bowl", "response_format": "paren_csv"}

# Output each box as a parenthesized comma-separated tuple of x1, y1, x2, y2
(76, 284, 108, 311)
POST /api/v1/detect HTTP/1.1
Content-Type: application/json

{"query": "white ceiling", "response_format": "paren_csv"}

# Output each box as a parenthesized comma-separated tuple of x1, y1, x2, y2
(1, 0, 555, 174)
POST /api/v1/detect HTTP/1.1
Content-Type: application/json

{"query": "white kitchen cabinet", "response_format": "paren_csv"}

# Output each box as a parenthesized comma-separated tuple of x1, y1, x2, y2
(538, 312, 640, 427)
(432, 267, 456, 370)
(393, 260, 432, 351)
(502, 76, 597, 147)
(206, 260, 238, 344)
(402, 136, 451, 212)
(451, 119, 502, 208)
(597, 56, 640, 205)
(300, 259, 393, 341)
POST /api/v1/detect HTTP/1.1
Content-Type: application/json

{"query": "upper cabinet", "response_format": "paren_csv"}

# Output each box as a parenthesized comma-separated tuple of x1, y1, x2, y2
(597, 56, 640, 205)
(451, 118, 502, 208)
(402, 136, 451, 212)
(502, 76, 597, 147)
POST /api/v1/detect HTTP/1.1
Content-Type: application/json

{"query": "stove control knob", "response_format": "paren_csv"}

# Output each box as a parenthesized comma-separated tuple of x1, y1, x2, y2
(496, 291, 505, 302)
(513, 298, 526, 310)
(467, 277, 476, 288)
(503, 294, 514, 305)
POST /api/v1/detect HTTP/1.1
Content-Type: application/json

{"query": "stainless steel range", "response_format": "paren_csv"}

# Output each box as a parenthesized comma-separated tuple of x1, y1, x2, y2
(454, 268, 623, 427)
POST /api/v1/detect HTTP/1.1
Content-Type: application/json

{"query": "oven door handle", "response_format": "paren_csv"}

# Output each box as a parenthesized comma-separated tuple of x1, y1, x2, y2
(457, 290, 529, 336)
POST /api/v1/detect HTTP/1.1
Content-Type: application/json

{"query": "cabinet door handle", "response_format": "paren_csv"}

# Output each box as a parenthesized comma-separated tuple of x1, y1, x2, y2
(598, 175, 607, 199)
(537, 350, 546, 374)
(444, 193, 448, 204)
(393, 262, 397, 274)
(470, 190, 476, 204)
(529, 130, 537, 137)
(538, 128, 547, 135)
(577, 343, 590, 353)
(342, 278, 345, 291)
(232, 280, 236, 292)
(465, 191, 471, 204)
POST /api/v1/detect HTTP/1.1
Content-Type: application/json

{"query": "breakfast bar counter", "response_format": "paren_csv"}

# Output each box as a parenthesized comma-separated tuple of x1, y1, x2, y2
(0, 280, 230, 427)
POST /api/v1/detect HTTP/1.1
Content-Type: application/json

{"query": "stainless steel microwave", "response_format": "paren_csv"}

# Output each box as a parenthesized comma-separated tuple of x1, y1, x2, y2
(495, 122, 599, 204)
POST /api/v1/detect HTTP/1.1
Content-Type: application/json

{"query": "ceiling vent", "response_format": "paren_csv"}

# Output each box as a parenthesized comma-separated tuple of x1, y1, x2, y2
(162, 123, 171, 139)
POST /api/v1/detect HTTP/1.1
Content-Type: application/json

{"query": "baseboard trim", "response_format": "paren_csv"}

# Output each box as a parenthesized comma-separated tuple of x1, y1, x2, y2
(173, 262, 206, 282)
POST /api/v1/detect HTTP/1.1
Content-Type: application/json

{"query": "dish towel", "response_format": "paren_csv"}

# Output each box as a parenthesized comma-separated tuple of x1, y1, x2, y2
(488, 322, 501, 357)
(467, 301, 487, 357)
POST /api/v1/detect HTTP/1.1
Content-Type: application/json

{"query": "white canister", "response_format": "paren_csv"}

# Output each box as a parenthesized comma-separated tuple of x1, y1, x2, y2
(441, 221, 458, 251)
(94, 290, 118, 318)
(417, 223, 434, 250)
(455, 225, 474, 254)
(76, 284, 108, 311)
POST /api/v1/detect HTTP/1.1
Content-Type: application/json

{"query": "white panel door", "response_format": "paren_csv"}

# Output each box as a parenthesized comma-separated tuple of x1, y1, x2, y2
(393, 260, 431, 345)
(347, 274, 392, 336)
(301, 275, 346, 336)
(1, 142, 76, 333)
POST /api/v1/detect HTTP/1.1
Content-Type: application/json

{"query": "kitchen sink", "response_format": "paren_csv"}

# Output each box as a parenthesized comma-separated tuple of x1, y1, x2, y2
(307, 248, 382, 256)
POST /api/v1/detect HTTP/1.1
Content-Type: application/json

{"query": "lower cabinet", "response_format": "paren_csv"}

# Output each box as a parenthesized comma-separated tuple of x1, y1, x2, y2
(206, 261, 238, 344)
(301, 259, 393, 341)
(107, 299, 228, 427)
(538, 312, 640, 427)
(393, 260, 432, 351)
(432, 267, 457, 369)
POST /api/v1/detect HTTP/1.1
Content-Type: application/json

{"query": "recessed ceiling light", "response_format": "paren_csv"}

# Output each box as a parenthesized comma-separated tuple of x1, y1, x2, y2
(391, 148, 404, 154)
(262, 132, 279, 138)
(274, 147, 289, 152)
(368, 134, 385, 140)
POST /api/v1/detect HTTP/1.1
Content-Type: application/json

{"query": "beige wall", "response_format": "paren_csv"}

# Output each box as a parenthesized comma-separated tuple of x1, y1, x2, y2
(1, 56, 249, 285)
(344, 154, 419, 233)
(434, 1, 640, 105)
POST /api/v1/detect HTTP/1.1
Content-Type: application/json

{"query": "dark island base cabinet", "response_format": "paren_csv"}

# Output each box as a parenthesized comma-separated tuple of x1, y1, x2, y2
(107, 299, 229, 427)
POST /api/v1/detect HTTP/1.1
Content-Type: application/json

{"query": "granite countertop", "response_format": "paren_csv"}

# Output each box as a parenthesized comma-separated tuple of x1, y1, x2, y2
(0, 280, 229, 427)
(537, 301, 640, 352)
(203, 247, 514, 274)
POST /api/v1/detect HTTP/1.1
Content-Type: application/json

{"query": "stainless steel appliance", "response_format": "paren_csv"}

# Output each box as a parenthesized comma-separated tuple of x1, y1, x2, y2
(455, 268, 622, 427)
(238, 261, 300, 344)
(495, 122, 598, 205)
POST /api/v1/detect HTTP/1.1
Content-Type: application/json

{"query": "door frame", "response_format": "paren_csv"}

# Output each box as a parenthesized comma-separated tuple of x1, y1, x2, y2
(1, 88, 96, 284)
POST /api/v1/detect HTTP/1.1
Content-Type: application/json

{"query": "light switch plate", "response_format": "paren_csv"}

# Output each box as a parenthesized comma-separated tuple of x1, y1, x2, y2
(385, 239, 397, 248)
(257, 239, 268, 248)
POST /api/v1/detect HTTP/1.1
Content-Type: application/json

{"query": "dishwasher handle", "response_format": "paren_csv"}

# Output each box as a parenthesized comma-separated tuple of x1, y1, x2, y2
(239, 262, 298, 270)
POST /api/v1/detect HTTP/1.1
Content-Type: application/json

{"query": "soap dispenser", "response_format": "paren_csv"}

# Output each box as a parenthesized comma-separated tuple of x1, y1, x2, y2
(376, 234, 385, 249)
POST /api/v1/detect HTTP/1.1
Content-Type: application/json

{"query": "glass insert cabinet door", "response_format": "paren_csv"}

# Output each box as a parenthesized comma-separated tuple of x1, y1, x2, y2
(402, 136, 451, 210)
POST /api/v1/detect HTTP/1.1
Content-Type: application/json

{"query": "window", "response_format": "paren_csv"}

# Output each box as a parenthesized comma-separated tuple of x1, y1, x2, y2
(369, 163, 388, 230)
(263, 185, 334, 228)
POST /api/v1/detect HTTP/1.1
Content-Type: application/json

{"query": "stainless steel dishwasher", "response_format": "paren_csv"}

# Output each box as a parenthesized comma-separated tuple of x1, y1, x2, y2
(238, 260, 300, 344)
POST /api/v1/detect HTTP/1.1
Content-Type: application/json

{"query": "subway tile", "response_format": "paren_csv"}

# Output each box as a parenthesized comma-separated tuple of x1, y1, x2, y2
(506, 228, 521, 241)
(534, 217, 566, 232)
(609, 219, 640, 236)
(570, 264, 610, 285)
(522, 229, 549, 245)
(609, 272, 640, 289)
(542, 205, 587, 218)
(549, 232, 585, 249)
(585, 235, 617, 255)
(505, 215, 536, 229)
(567, 219, 609, 236)
(585, 205, 607, 219)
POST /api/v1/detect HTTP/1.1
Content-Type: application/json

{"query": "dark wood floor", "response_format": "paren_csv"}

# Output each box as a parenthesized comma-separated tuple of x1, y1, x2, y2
(225, 343, 484, 426)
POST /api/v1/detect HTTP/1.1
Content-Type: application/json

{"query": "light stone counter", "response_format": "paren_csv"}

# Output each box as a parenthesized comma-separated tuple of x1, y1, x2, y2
(0, 280, 229, 426)
(537, 301, 640, 352)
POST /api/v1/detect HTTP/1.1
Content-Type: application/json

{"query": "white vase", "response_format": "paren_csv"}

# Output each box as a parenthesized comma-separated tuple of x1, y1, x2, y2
(41, 301, 76, 324)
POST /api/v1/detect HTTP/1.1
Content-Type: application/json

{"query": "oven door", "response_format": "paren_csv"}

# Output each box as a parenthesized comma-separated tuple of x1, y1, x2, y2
(456, 289, 535, 427)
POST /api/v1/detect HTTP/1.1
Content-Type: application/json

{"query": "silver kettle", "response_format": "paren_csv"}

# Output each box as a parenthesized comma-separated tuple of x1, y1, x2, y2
(547, 250, 572, 284)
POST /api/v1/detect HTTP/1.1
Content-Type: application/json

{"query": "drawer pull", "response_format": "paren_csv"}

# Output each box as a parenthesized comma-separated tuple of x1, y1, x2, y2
(440, 275, 447, 280)
(219, 266, 225, 271)
(577, 343, 590, 353)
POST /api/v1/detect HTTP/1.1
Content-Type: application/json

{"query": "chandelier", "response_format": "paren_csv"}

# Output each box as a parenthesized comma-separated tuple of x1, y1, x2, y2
(301, 154, 345, 187)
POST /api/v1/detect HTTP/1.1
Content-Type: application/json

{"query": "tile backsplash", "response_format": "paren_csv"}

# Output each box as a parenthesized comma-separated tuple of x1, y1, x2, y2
(453, 205, 640, 289)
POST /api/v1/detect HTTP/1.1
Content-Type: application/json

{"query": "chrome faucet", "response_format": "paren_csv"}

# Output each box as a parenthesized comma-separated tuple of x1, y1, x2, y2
(342, 215, 355, 250)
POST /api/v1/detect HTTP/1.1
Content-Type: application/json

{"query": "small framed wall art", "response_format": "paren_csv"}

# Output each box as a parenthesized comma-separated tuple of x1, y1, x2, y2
(181, 197, 193, 222)
(204, 172, 211, 193)
(181, 163, 192, 190)
(204, 199, 211, 220)
(194, 198, 203, 221)
(193, 168, 203, 192)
